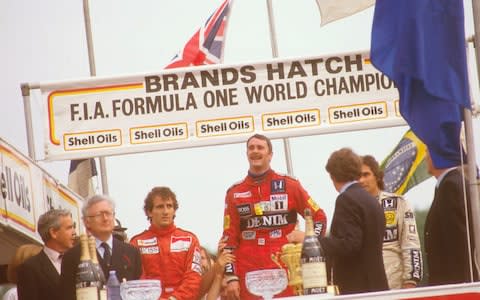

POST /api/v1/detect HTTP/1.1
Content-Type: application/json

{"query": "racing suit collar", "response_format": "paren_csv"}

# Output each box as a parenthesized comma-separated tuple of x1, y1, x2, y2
(149, 223, 177, 236)
(247, 168, 272, 184)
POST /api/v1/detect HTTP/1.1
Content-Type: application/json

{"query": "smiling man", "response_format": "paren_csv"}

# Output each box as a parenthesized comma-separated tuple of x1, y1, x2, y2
(130, 186, 202, 300)
(222, 134, 327, 300)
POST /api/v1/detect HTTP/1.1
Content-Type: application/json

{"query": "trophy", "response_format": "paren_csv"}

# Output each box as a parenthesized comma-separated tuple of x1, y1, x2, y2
(271, 242, 303, 296)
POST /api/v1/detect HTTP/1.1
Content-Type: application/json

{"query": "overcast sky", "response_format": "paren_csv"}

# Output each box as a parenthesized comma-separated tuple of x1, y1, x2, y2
(2, 0, 479, 252)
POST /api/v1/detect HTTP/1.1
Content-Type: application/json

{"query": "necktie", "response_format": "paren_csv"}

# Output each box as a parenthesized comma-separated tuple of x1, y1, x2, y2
(101, 242, 111, 265)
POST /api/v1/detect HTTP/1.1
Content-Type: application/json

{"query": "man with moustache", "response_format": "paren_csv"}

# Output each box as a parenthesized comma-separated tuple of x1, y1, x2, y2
(222, 134, 327, 300)
(17, 209, 76, 300)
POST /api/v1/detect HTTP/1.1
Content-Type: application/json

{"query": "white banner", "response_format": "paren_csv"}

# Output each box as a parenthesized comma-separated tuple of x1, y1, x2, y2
(0, 138, 84, 241)
(41, 51, 404, 160)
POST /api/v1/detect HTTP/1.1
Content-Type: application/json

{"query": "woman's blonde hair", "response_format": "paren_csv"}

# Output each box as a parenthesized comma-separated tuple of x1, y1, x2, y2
(7, 244, 42, 283)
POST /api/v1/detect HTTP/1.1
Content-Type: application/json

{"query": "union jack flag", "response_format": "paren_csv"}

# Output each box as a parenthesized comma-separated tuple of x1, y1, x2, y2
(166, 0, 231, 68)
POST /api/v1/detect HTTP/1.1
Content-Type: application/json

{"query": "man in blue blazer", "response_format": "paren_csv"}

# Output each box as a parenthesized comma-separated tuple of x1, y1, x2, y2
(424, 150, 478, 285)
(320, 148, 388, 295)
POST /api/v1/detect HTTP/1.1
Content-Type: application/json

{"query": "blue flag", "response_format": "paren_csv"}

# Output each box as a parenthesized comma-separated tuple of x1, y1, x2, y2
(371, 0, 471, 168)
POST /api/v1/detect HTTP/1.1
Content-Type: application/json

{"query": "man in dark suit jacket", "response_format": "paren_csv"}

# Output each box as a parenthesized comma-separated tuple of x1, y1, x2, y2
(61, 195, 142, 300)
(320, 148, 388, 295)
(17, 209, 77, 300)
(424, 150, 477, 285)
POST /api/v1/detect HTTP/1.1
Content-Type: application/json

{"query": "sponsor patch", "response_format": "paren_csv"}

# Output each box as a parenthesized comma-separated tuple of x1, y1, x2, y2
(237, 204, 251, 216)
(307, 198, 320, 212)
(140, 246, 159, 254)
(271, 179, 286, 193)
(254, 201, 269, 215)
(314, 222, 323, 236)
(170, 236, 192, 252)
(193, 247, 202, 265)
(409, 224, 416, 234)
(258, 238, 265, 246)
(224, 215, 230, 230)
(192, 263, 202, 274)
(234, 191, 252, 198)
(410, 249, 422, 280)
(242, 231, 256, 240)
(240, 211, 297, 230)
(270, 229, 282, 238)
(384, 211, 396, 226)
(137, 237, 157, 247)
(270, 194, 288, 211)
(405, 211, 414, 219)
(382, 197, 398, 209)
(384, 227, 398, 242)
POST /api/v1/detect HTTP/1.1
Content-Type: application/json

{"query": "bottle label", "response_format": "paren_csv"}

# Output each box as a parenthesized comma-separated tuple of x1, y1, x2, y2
(224, 247, 235, 275)
(99, 289, 107, 300)
(77, 286, 98, 300)
(302, 261, 327, 289)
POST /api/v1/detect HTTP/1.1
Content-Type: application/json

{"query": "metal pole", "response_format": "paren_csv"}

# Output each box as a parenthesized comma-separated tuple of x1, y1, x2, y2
(472, 0, 480, 86)
(468, 0, 480, 275)
(83, 0, 109, 194)
(20, 83, 38, 160)
(464, 108, 480, 278)
(266, 0, 295, 176)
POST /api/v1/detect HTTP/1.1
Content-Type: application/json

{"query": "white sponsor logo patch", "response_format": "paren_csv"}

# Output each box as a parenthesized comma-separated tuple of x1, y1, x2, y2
(234, 191, 252, 198)
(170, 236, 192, 252)
(192, 263, 202, 274)
(140, 246, 159, 254)
(193, 247, 201, 264)
(270, 194, 288, 211)
(270, 229, 282, 238)
(137, 237, 157, 246)
(242, 231, 256, 240)
(192, 247, 202, 274)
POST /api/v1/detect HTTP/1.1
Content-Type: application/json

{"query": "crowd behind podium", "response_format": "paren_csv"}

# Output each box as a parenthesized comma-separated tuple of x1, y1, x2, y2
(0, 134, 477, 300)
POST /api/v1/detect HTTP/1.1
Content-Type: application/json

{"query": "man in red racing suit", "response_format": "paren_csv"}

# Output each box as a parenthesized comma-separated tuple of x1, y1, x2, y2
(222, 134, 327, 300)
(130, 187, 202, 300)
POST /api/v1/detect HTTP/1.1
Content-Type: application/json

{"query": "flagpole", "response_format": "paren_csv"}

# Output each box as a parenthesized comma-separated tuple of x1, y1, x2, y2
(466, 0, 480, 276)
(82, 0, 109, 195)
(266, 0, 295, 176)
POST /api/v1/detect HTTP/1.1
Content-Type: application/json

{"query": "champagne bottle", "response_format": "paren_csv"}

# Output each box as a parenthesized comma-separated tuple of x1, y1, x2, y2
(76, 234, 100, 300)
(301, 208, 327, 294)
(88, 236, 107, 300)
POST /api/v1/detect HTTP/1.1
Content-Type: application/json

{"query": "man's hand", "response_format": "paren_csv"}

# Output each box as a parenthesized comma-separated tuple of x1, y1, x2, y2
(225, 279, 240, 300)
(286, 229, 305, 243)
(402, 282, 417, 289)
(213, 250, 235, 275)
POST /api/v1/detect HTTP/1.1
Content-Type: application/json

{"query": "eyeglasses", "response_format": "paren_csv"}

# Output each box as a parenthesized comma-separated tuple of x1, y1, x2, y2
(87, 211, 115, 219)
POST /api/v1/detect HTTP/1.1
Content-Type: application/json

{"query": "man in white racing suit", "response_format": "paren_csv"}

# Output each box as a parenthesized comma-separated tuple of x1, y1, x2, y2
(359, 155, 423, 289)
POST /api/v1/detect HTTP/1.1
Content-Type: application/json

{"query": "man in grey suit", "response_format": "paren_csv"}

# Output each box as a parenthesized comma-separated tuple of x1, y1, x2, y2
(17, 209, 76, 300)
(320, 148, 388, 295)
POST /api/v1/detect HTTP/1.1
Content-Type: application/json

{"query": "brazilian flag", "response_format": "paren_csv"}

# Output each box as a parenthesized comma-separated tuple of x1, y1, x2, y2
(381, 130, 431, 195)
